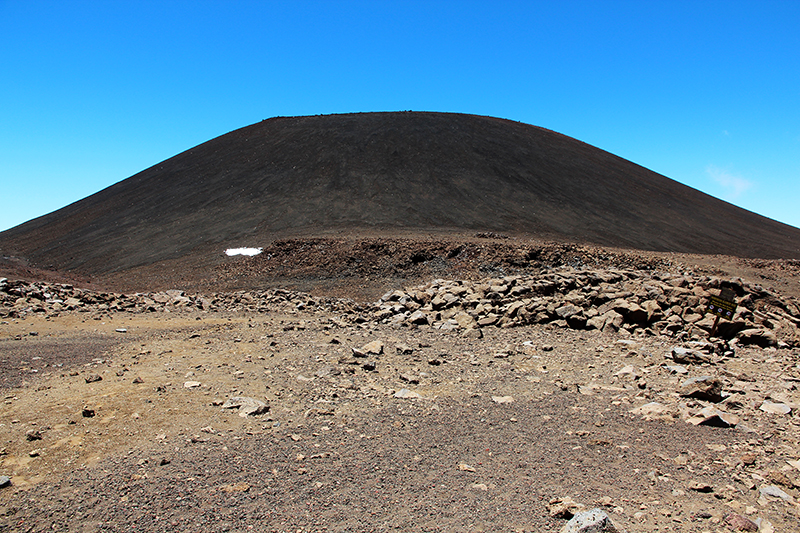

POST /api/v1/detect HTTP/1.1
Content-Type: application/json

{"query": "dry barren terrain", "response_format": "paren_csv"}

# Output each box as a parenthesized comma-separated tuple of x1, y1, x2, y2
(2, 112, 800, 531)
(2, 245, 800, 532)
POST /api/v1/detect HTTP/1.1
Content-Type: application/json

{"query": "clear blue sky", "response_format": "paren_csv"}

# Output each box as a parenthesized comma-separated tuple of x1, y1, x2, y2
(2, 0, 798, 233)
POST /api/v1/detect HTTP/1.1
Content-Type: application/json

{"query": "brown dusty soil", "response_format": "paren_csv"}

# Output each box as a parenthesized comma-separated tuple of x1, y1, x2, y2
(1, 277, 800, 532)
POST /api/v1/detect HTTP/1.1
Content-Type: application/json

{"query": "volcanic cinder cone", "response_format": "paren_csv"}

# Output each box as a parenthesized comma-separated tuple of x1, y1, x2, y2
(2, 112, 799, 281)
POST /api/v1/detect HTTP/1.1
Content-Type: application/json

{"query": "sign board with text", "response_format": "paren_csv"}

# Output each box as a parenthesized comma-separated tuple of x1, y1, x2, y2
(706, 287, 737, 320)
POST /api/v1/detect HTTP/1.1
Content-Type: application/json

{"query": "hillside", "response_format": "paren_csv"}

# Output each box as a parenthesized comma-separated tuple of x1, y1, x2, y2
(1, 112, 799, 291)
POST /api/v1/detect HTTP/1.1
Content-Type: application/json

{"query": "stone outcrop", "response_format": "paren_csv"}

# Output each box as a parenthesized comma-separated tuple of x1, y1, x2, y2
(369, 268, 800, 346)
(3, 267, 799, 347)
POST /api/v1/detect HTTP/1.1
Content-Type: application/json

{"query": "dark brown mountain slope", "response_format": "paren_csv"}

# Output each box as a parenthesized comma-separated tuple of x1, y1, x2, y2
(1, 112, 799, 284)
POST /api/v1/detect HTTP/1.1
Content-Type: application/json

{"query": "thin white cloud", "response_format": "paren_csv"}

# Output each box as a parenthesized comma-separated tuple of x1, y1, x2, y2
(706, 165, 753, 200)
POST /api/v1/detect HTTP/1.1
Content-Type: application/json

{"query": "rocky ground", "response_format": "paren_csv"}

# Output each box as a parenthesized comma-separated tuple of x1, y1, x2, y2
(1, 258, 800, 532)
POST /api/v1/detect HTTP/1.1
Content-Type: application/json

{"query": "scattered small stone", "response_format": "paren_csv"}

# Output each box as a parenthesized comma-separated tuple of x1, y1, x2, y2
(759, 519, 776, 533)
(82, 407, 95, 418)
(25, 429, 42, 441)
(183, 381, 202, 388)
(115, 328, 127, 333)
(688, 480, 714, 493)
(765, 469, 795, 488)
(740, 453, 757, 466)
(548, 496, 585, 519)
(394, 388, 422, 399)
(491, 395, 514, 404)
(84, 374, 102, 383)
(132, 377, 144, 384)
(315, 366, 339, 378)
(354, 340, 384, 357)
(395, 343, 414, 355)
(458, 463, 476, 472)
(614, 364, 636, 377)
(0, 476, 10, 489)
(663, 364, 688, 375)
(218, 482, 250, 493)
(629, 402, 672, 420)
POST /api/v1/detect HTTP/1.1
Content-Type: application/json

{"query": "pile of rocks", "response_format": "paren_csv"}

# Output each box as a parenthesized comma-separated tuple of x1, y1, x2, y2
(371, 267, 800, 347)
(0, 278, 360, 319)
(4, 267, 800, 349)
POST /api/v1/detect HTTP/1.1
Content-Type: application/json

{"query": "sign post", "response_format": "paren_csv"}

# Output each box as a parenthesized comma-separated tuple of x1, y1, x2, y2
(705, 287, 738, 338)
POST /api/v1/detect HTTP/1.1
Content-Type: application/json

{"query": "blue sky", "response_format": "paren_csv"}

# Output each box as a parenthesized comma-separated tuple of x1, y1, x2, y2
(2, 0, 799, 233)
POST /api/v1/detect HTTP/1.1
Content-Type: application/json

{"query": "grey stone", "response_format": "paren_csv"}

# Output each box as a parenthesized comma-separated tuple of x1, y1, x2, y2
(395, 343, 414, 355)
(760, 401, 792, 415)
(221, 396, 269, 418)
(601, 310, 624, 332)
(315, 365, 340, 378)
(394, 388, 422, 399)
(0, 475, 10, 488)
(687, 406, 739, 428)
(736, 328, 777, 347)
(670, 346, 710, 365)
(560, 508, 620, 533)
(477, 315, 498, 327)
(407, 310, 429, 325)
(679, 375, 723, 402)
(663, 364, 688, 375)
(759, 484, 794, 503)
(353, 340, 383, 357)
(555, 304, 581, 319)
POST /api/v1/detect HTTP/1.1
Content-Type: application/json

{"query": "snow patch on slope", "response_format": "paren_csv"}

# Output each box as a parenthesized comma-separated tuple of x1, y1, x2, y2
(225, 247, 263, 257)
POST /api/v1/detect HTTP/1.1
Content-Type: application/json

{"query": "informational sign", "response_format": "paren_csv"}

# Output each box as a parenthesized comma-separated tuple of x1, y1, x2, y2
(706, 287, 737, 320)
